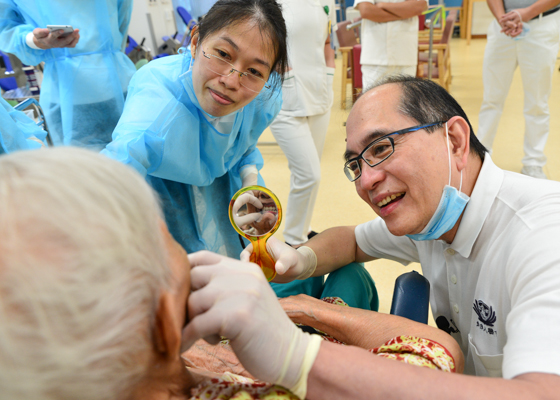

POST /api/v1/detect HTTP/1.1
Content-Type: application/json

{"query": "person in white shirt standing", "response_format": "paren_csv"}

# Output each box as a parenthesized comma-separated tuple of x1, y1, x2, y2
(354, 0, 427, 89)
(477, 0, 560, 179)
(268, 0, 378, 310)
(270, 0, 336, 247)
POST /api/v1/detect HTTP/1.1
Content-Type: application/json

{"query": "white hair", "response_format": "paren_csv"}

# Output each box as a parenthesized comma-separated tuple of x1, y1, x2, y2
(0, 147, 171, 400)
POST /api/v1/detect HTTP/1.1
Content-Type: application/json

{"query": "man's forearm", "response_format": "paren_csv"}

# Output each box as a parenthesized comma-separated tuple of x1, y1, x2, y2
(520, 0, 560, 20)
(306, 226, 370, 276)
(377, 1, 428, 19)
(487, 0, 507, 19)
(307, 342, 560, 400)
(356, 2, 405, 22)
(283, 295, 463, 358)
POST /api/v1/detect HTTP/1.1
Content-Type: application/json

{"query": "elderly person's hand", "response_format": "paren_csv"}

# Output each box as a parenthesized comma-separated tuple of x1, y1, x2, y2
(182, 251, 323, 399)
(279, 294, 324, 324)
(240, 237, 317, 282)
(32, 27, 80, 49)
(182, 339, 254, 379)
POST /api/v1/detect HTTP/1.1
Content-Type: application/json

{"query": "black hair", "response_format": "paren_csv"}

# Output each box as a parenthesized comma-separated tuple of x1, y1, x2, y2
(196, 0, 288, 91)
(368, 76, 487, 161)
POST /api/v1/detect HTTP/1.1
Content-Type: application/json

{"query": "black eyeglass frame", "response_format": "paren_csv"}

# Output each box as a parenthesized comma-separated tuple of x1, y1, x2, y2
(344, 122, 445, 182)
(201, 49, 271, 92)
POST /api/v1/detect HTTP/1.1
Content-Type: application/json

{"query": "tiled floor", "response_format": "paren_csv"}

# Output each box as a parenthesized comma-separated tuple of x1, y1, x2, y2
(258, 37, 560, 322)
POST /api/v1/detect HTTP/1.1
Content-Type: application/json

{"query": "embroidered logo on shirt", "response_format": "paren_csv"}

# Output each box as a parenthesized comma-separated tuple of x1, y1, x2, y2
(436, 316, 460, 334)
(473, 299, 498, 336)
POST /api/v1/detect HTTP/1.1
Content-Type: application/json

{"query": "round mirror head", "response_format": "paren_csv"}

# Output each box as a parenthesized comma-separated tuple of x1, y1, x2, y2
(229, 186, 282, 238)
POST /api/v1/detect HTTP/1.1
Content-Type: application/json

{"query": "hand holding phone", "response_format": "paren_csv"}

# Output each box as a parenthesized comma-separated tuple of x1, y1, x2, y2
(46, 25, 74, 38)
(32, 26, 80, 50)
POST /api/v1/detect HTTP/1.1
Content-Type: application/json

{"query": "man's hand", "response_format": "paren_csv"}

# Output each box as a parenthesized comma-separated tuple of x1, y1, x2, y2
(240, 237, 317, 282)
(182, 251, 323, 398)
(32, 28, 80, 50)
(499, 10, 524, 37)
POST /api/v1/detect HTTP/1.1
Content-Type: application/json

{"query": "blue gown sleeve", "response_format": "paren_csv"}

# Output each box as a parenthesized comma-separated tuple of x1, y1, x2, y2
(237, 144, 264, 172)
(102, 57, 193, 180)
(0, 1, 46, 66)
(117, 0, 133, 50)
(0, 97, 47, 153)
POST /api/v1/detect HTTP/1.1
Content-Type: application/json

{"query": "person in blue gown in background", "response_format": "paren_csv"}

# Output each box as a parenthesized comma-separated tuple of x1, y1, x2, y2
(102, 0, 288, 257)
(0, 0, 136, 150)
(0, 97, 46, 155)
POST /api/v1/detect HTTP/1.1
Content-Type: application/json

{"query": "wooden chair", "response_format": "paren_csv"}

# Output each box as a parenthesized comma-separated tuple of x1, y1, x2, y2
(417, 9, 458, 91)
(336, 19, 361, 109)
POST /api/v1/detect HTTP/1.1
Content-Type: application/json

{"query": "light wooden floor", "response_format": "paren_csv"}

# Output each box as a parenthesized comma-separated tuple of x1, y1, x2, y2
(257, 37, 560, 320)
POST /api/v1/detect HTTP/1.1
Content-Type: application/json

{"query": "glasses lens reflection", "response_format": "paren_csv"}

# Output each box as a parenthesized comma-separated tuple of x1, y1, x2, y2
(203, 52, 268, 93)
(344, 138, 395, 182)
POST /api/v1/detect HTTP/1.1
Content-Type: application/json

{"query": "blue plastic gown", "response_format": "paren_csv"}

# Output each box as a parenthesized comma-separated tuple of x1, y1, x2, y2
(172, 0, 218, 27)
(0, 97, 46, 154)
(0, 0, 136, 150)
(102, 51, 282, 256)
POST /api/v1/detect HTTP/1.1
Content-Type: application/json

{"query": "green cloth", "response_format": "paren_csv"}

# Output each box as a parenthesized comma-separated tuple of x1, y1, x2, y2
(271, 262, 379, 311)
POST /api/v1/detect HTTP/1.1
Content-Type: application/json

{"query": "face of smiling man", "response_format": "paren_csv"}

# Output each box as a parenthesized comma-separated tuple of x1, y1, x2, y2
(345, 84, 458, 238)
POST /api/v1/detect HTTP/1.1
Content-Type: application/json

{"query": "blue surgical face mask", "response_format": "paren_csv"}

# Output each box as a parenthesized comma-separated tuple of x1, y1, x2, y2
(406, 123, 470, 241)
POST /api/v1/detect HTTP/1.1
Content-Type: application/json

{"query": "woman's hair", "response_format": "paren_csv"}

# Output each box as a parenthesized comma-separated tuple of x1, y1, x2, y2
(197, 0, 288, 90)
(0, 148, 171, 400)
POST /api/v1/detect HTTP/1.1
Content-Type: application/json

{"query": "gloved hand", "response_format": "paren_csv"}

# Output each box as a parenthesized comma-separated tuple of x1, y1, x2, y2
(240, 165, 259, 188)
(182, 251, 323, 399)
(232, 191, 263, 226)
(240, 237, 317, 283)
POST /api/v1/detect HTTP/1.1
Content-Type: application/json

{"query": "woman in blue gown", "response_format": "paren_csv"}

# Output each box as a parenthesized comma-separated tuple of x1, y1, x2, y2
(103, 0, 287, 258)
(104, 0, 377, 311)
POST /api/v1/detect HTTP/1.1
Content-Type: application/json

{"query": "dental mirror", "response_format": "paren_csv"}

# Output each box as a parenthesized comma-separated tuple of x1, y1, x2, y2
(229, 185, 282, 281)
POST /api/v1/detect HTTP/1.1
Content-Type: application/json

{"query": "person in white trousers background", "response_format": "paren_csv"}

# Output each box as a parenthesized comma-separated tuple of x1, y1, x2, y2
(270, 0, 336, 246)
(477, 0, 560, 179)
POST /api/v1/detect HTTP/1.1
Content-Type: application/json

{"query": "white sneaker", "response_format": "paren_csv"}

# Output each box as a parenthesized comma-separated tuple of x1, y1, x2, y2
(521, 166, 547, 179)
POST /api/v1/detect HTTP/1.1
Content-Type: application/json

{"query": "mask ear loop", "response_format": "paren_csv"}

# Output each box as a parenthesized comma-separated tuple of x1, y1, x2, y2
(445, 121, 463, 192)
(179, 45, 195, 78)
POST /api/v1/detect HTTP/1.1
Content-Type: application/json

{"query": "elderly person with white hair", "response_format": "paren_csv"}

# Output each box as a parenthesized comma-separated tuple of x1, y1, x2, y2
(0, 147, 196, 399)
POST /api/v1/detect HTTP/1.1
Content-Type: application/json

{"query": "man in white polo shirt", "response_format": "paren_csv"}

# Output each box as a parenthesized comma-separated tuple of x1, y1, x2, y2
(186, 76, 560, 398)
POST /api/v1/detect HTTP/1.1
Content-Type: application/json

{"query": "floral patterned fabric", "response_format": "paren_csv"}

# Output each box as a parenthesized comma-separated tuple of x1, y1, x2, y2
(189, 297, 457, 399)
(189, 372, 299, 400)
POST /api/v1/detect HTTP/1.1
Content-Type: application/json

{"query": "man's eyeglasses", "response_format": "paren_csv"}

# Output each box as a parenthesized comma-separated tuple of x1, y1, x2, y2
(202, 49, 270, 93)
(343, 122, 444, 182)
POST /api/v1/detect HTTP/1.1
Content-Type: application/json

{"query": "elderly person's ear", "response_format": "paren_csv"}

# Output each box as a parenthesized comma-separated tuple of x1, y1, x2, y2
(446, 116, 471, 171)
(153, 293, 183, 358)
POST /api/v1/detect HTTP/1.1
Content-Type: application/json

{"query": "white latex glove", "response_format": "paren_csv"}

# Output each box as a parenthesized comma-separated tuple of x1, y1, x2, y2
(240, 237, 317, 283)
(240, 165, 259, 188)
(232, 192, 263, 226)
(182, 251, 323, 399)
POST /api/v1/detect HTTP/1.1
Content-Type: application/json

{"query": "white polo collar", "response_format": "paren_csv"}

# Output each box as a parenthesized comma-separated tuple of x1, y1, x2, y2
(448, 154, 504, 258)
